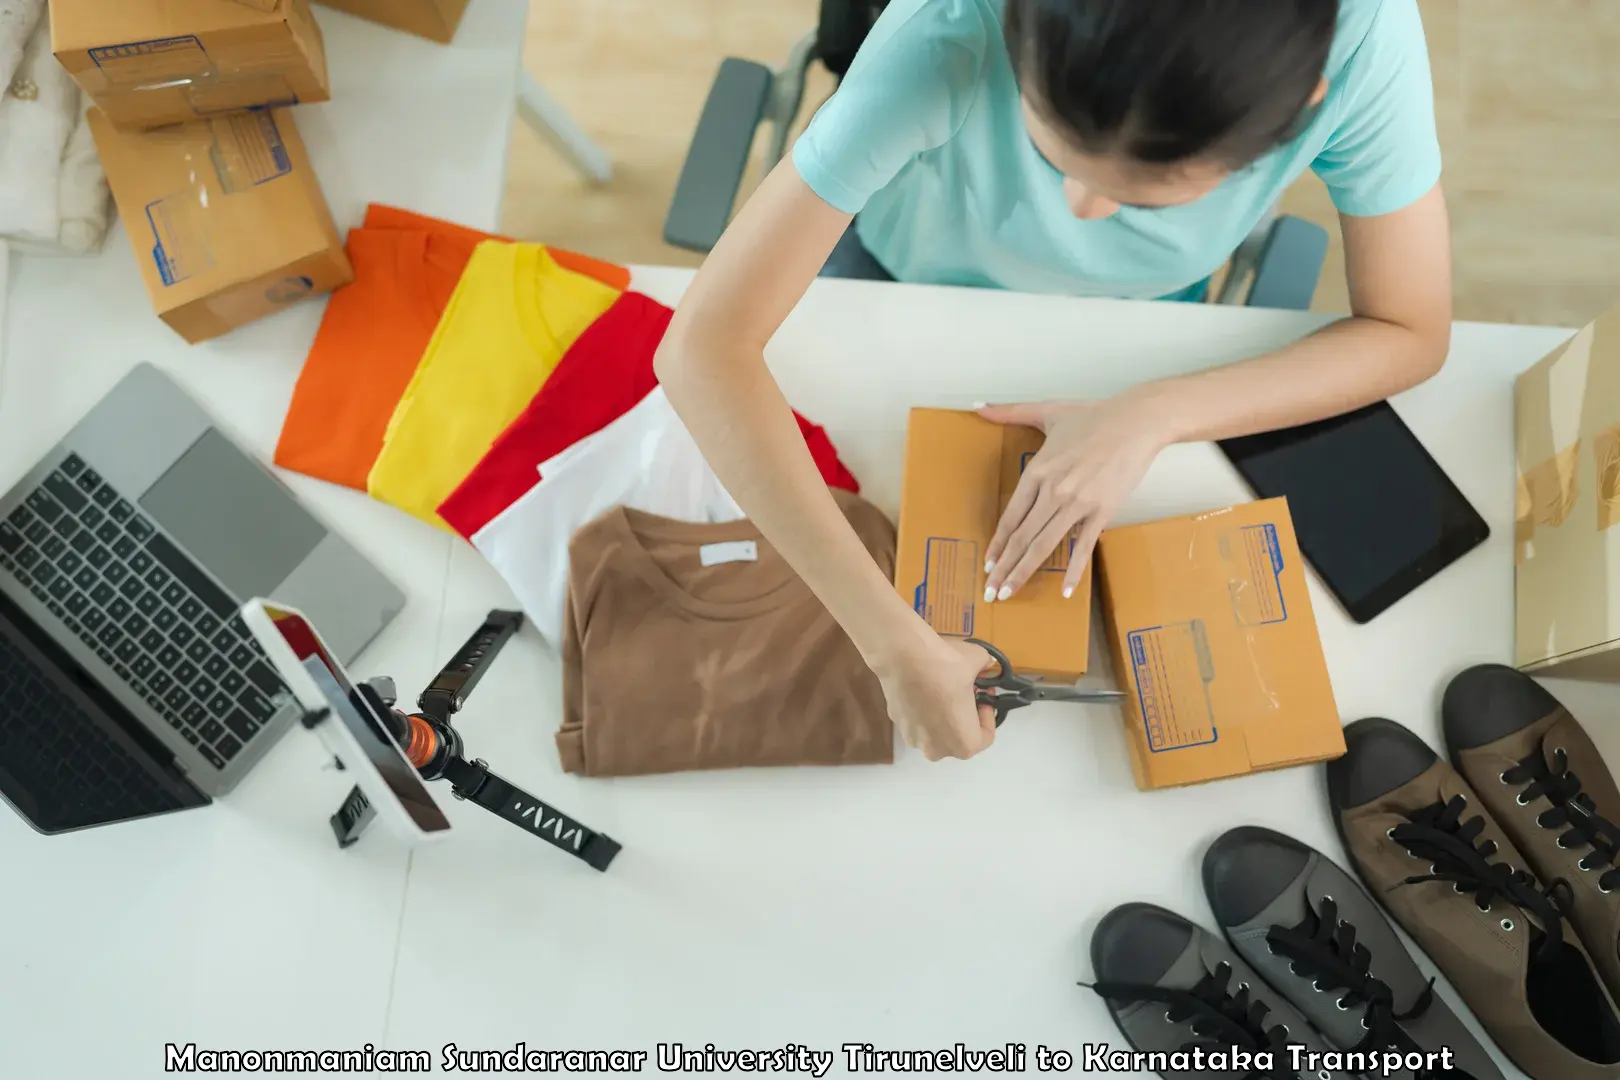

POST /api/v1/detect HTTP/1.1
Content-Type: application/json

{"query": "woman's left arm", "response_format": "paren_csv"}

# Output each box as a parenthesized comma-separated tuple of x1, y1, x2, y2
(1149, 181, 1452, 442)
(982, 182, 1453, 600)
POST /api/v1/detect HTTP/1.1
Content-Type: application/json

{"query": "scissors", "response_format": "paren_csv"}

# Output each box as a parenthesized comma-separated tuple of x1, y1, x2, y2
(966, 638, 1126, 727)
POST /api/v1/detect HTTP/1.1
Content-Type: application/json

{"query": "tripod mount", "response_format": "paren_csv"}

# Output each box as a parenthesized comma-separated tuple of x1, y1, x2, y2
(306, 609, 619, 872)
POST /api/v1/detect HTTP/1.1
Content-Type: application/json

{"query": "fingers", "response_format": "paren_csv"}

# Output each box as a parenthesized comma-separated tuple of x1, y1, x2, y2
(987, 488, 1059, 596)
(976, 700, 999, 741)
(962, 636, 993, 668)
(888, 637, 1003, 763)
(895, 713, 996, 762)
(993, 506, 1076, 599)
(907, 719, 993, 762)
(984, 469, 1043, 577)
(1061, 518, 1105, 598)
(975, 402, 1048, 428)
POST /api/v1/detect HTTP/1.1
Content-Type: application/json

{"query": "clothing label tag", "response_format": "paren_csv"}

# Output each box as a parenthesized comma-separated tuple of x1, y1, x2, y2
(700, 540, 758, 566)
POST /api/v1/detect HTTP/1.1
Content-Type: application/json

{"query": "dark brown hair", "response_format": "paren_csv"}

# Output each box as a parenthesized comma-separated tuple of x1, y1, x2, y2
(1004, 0, 1338, 168)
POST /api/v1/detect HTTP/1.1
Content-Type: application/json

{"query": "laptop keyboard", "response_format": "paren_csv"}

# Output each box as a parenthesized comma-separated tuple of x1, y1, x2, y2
(0, 454, 291, 772)
(0, 635, 185, 831)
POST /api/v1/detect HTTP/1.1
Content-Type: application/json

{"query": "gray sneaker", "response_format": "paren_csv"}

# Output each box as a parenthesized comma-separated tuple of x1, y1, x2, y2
(1086, 902, 1357, 1079)
(1203, 826, 1504, 1080)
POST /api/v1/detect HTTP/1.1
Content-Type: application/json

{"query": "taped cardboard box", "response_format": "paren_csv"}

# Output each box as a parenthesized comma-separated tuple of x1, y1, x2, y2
(894, 408, 1090, 682)
(52, 0, 329, 132)
(89, 106, 352, 344)
(1096, 498, 1342, 790)
(315, 0, 470, 43)
(1514, 304, 1620, 678)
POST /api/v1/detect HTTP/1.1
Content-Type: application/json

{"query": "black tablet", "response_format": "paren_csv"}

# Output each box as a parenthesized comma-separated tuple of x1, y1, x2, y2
(1217, 401, 1490, 624)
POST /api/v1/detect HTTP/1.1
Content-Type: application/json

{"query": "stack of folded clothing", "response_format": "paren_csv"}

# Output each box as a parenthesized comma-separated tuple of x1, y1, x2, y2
(0, 0, 112, 255)
(274, 204, 629, 497)
(276, 205, 859, 531)
(275, 207, 886, 779)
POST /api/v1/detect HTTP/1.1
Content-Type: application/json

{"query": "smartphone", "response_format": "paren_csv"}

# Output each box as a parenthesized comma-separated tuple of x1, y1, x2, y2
(239, 598, 451, 842)
(1217, 401, 1490, 624)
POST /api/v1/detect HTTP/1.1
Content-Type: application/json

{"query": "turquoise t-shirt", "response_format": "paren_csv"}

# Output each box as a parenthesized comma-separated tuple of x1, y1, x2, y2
(792, 0, 1441, 299)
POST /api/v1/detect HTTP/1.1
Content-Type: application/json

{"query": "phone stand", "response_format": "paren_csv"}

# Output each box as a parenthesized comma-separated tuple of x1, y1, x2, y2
(303, 609, 620, 872)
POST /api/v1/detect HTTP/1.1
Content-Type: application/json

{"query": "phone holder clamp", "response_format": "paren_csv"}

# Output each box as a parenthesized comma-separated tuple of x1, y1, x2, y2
(305, 609, 620, 872)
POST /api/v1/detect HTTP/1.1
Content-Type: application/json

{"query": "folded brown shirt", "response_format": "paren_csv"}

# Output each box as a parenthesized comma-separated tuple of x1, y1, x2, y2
(558, 488, 896, 776)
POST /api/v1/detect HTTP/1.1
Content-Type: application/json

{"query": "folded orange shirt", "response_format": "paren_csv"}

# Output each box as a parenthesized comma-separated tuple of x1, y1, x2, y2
(274, 207, 630, 490)
(363, 204, 631, 291)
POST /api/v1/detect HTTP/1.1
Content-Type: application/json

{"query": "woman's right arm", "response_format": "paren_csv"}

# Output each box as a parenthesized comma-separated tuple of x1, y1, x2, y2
(654, 159, 996, 761)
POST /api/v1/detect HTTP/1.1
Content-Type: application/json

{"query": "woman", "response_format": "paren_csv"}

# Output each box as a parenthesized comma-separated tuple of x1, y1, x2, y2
(654, 0, 1451, 762)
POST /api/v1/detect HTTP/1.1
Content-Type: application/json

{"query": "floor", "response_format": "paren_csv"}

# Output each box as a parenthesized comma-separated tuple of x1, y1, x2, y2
(506, 0, 1620, 329)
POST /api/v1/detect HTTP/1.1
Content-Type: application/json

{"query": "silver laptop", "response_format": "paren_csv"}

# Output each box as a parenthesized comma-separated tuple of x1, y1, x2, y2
(0, 362, 405, 820)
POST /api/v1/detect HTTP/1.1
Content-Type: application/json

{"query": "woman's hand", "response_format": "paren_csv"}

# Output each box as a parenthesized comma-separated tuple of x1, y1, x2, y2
(872, 625, 999, 761)
(980, 391, 1171, 601)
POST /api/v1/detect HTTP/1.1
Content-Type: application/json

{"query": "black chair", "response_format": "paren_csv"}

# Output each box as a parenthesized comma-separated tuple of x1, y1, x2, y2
(662, 0, 1329, 311)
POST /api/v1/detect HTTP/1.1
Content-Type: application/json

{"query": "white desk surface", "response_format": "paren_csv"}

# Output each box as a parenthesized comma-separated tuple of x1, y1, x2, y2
(0, 6, 1605, 1074)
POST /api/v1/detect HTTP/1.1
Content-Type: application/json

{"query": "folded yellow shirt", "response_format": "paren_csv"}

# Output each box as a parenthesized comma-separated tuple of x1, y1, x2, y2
(367, 241, 620, 529)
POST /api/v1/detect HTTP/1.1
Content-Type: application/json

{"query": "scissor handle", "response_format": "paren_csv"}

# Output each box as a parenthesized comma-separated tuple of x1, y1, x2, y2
(965, 638, 1020, 727)
(965, 637, 1014, 687)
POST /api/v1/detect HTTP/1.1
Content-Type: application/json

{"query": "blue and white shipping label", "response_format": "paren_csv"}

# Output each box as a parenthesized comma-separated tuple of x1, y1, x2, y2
(1219, 523, 1288, 627)
(207, 111, 293, 193)
(89, 36, 214, 87)
(1127, 619, 1217, 753)
(913, 536, 978, 638)
(144, 194, 217, 288)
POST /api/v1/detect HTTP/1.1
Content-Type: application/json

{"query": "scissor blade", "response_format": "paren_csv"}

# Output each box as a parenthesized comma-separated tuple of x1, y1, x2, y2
(1035, 687, 1127, 703)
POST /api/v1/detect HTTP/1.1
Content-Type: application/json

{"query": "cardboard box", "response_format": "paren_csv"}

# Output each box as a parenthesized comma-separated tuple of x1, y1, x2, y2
(1514, 305, 1620, 678)
(1096, 498, 1343, 790)
(315, 0, 470, 43)
(89, 106, 352, 344)
(51, 0, 329, 131)
(893, 408, 1090, 682)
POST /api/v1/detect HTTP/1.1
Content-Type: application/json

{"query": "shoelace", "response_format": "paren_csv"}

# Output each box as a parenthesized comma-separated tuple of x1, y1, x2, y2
(1084, 961, 1301, 1079)
(1502, 745, 1620, 892)
(1388, 794, 1574, 963)
(1265, 896, 1444, 1078)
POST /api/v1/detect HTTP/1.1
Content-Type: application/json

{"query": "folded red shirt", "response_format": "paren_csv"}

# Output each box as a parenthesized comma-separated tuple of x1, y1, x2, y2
(438, 292, 859, 540)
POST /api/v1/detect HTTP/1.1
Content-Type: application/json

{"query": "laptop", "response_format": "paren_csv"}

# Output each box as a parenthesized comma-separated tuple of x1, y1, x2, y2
(0, 363, 406, 834)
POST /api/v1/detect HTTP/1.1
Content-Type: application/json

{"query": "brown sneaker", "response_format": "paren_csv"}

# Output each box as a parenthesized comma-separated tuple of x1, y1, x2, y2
(1444, 664, 1620, 1004)
(1327, 716, 1620, 1079)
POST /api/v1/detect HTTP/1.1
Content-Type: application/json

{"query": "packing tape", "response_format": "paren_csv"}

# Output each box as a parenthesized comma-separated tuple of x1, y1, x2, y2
(1515, 469, 1534, 563)
(1596, 425, 1620, 532)
(84, 39, 297, 118)
(1527, 442, 1580, 529)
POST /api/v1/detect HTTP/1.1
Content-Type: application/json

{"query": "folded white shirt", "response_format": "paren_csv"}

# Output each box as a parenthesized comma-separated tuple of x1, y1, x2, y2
(471, 386, 744, 649)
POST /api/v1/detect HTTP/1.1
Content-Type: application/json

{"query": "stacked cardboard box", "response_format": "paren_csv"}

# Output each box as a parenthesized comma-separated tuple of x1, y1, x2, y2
(53, 0, 330, 131)
(50, 0, 349, 342)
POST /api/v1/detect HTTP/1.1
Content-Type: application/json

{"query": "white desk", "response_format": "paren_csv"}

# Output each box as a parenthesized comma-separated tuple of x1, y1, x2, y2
(0, 10, 1604, 1076)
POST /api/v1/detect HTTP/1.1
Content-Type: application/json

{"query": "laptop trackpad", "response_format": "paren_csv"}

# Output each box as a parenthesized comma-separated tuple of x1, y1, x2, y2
(138, 429, 326, 602)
